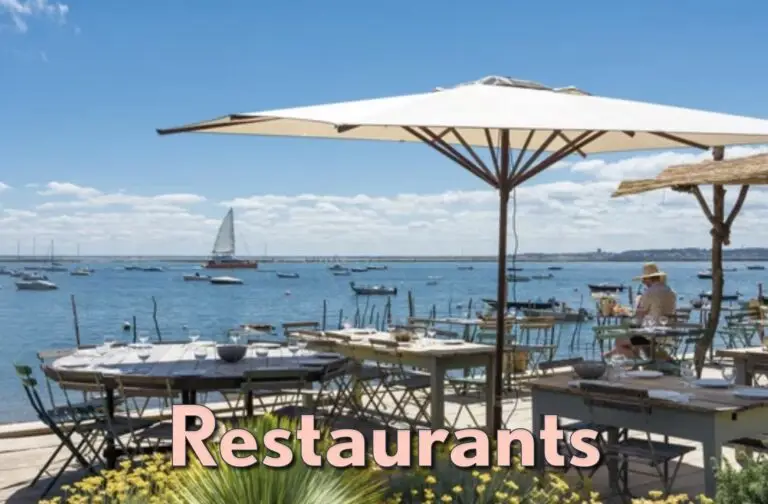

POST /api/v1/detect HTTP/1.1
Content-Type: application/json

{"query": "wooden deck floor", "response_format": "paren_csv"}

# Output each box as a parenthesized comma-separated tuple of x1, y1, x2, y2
(0, 366, 743, 503)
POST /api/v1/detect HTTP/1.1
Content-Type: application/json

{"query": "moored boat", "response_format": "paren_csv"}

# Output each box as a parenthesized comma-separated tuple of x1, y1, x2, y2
(482, 298, 557, 311)
(699, 291, 740, 301)
(328, 264, 348, 272)
(457, 265, 474, 270)
(588, 283, 625, 293)
(16, 279, 58, 291)
(350, 267, 369, 273)
(70, 267, 92, 276)
(367, 265, 388, 271)
(333, 271, 351, 277)
(350, 281, 397, 296)
(210, 276, 244, 285)
(203, 208, 258, 269)
(507, 274, 531, 283)
(531, 273, 554, 280)
(697, 271, 713, 279)
(276, 272, 300, 279)
(547, 266, 563, 271)
(747, 265, 766, 270)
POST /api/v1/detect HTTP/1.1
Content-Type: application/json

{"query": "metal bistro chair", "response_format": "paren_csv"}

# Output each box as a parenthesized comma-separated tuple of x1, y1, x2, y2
(579, 381, 695, 498)
(14, 364, 106, 498)
(367, 338, 431, 429)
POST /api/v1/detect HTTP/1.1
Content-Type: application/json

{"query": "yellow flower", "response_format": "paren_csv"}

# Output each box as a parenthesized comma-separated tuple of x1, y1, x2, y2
(411, 489, 419, 496)
(441, 496, 453, 503)
(477, 484, 487, 494)
(479, 472, 492, 483)
(505, 480, 519, 490)
(452, 485, 463, 494)
(648, 490, 664, 500)
(425, 475, 437, 485)
(472, 470, 480, 477)
(495, 491, 509, 500)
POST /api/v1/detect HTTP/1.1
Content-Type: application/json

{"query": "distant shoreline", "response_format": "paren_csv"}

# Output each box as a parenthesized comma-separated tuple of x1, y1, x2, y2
(1, 255, 767, 264)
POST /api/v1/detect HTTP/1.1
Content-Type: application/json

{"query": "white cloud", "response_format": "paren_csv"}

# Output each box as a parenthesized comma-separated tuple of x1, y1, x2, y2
(0, 0, 68, 33)
(0, 182, 9, 192)
(2, 146, 768, 256)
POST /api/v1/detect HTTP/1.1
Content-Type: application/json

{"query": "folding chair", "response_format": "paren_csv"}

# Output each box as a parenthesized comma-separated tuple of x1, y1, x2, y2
(580, 381, 695, 498)
(14, 364, 104, 498)
(367, 339, 431, 429)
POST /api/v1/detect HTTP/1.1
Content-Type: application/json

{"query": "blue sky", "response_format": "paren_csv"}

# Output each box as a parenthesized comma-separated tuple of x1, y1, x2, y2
(2, 0, 768, 255)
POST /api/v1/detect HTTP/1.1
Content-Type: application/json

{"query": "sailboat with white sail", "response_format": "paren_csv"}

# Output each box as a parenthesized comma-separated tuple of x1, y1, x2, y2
(203, 208, 258, 269)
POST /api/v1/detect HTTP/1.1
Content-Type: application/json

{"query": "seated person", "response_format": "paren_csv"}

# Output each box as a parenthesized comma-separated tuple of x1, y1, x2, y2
(605, 262, 676, 359)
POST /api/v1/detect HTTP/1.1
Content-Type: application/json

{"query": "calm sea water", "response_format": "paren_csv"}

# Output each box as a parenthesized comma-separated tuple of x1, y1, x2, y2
(1, 260, 763, 424)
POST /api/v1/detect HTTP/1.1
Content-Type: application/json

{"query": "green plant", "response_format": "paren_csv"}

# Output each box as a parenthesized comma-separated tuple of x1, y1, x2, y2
(713, 454, 768, 504)
(172, 414, 385, 504)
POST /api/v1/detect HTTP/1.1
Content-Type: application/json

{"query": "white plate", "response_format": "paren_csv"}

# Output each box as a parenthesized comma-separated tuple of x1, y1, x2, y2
(695, 378, 730, 388)
(625, 370, 663, 379)
(733, 388, 768, 399)
(648, 389, 689, 402)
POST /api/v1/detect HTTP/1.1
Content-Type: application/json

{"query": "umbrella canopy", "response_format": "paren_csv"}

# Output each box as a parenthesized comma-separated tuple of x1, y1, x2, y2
(158, 75, 768, 434)
(613, 152, 768, 196)
(158, 76, 768, 154)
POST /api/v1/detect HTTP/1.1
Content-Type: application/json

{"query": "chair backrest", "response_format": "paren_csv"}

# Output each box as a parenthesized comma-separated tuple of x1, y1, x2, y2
(538, 356, 584, 373)
(579, 381, 650, 414)
(14, 363, 54, 426)
(241, 367, 310, 392)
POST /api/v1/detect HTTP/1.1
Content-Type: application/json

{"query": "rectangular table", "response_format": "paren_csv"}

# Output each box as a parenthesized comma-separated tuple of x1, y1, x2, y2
(299, 329, 496, 430)
(530, 374, 768, 496)
(716, 346, 768, 385)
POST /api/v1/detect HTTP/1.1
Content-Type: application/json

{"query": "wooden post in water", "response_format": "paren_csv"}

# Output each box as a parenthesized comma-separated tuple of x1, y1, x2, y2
(321, 300, 327, 330)
(132, 315, 137, 343)
(337, 309, 344, 329)
(70, 294, 81, 347)
(151, 296, 162, 341)
(407, 291, 415, 318)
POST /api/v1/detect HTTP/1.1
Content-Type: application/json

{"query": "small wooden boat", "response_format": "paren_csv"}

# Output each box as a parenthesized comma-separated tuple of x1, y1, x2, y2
(699, 291, 740, 301)
(697, 271, 713, 279)
(210, 276, 244, 285)
(547, 266, 563, 271)
(276, 272, 300, 279)
(747, 265, 766, 270)
(16, 279, 58, 291)
(333, 271, 351, 277)
(531, 273, 554, 280)
(184, 273, 211, 281)
(507, 275, 531, 283)
(350, 281, 397, 296)
(588, 283, 624, 293)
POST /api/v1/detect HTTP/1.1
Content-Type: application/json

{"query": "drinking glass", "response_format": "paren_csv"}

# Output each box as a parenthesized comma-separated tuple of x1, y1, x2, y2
(136, 343, 152, 363)
(427, 328, 437, 339)
(229, 331, 241, 344)
(721, 366, 736, 385)
(256, 346, 270, 366)
(193, 345, 208, 363)
(610, 355, 628, 381)
(642, 316, 655, 330)
(658, 316, 669, 328)
(188, 330, 201, 344)
(288, 339, 300, 361)
(680, 362, 696, 388)
(137, 331, 150, 344)
(296, 339, 308, 354)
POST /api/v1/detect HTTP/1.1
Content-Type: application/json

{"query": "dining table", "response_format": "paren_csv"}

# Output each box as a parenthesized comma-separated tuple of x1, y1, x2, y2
(297, 328, 496, 430)
(716, 346, 768, 385)
(49, 342, 339, 467)
(530, 372, 768, 497)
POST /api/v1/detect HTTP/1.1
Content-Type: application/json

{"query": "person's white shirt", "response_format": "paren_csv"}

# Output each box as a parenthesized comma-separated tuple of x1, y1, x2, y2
(638, 282, 676, 318)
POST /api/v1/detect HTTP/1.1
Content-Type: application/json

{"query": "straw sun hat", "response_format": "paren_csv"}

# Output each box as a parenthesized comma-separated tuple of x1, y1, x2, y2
(633, 262, 667, 281)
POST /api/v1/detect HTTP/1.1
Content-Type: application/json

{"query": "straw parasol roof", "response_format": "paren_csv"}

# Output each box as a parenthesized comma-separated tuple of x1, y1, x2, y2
(612, 152, 768, 197)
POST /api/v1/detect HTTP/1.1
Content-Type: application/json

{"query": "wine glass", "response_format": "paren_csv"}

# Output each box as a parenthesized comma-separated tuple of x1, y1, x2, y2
(680, 361, 696, 388)
(137, 331, 150, 344)
(188, 329, 201, 344)
(288, 338, 300, 362)
(136, 343, 152, 363)
(229, 331, 241, 344)
(427, 327, 437, 339)
(611, 355, 628, 381)
(193, 345, 208, 367)
(255, 346, 270, 366)
(296, 338, 308, 355)
(721, 366, 736, 386)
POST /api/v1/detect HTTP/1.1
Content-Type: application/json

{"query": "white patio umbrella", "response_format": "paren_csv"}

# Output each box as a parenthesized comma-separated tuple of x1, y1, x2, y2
(158, 75, 768, 433)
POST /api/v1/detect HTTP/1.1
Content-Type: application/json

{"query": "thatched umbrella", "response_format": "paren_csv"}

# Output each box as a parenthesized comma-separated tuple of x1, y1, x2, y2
(613, 150, 768, 375)
(158, 76, 768, 432)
